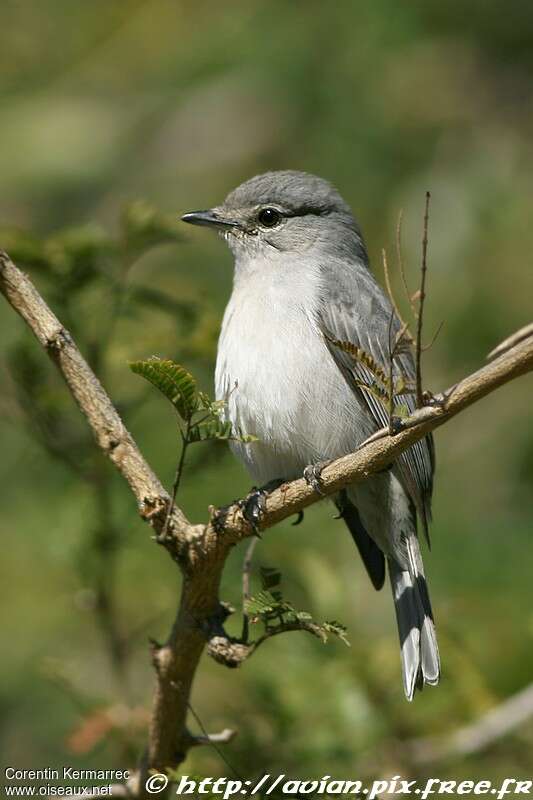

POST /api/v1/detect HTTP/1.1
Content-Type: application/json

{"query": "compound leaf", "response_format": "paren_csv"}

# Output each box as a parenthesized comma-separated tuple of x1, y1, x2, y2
(129, 357, 197, 419)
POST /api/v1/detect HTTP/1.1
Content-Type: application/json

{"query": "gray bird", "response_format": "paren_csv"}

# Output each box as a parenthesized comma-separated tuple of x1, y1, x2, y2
(182, 170, 439, 700)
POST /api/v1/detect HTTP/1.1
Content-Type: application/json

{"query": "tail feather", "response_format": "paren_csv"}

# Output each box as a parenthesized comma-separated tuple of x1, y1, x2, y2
(337, 493, 385, 591)
(388, 535, 440, 700)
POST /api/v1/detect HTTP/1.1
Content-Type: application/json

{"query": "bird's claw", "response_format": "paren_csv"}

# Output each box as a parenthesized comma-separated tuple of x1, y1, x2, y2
(422, 389, 447, 408)
(303, 461, 330, 496)
(211, 503, 231, 533)
(239, 487, 267, 536)
(292, 510, 304, 526)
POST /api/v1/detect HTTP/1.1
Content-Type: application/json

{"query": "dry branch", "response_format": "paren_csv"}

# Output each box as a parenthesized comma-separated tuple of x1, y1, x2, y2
(2, 249, 533, 796)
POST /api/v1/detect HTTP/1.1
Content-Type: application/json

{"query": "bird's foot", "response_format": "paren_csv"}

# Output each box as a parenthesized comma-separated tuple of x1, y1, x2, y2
(239, 478, 285, 536)
(422, 389, 447, 408)
(303, 460, 331, 496)
(292, 510, 304, 526)
(211, 503, 232, 534)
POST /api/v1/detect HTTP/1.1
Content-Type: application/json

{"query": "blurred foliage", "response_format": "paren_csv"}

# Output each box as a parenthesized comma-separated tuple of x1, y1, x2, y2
(1, 0, 533, 790)
(245, 565, 350, 648)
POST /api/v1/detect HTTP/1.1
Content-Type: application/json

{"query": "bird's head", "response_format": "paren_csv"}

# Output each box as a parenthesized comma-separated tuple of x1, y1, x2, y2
(181, 170, 364, 265)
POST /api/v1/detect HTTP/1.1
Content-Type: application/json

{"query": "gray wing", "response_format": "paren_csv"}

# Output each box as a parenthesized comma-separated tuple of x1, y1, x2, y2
(317, 259, 435, 540)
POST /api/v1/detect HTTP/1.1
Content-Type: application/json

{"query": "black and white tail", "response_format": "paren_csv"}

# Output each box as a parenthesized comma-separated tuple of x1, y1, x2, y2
(388, 534, 440, 700)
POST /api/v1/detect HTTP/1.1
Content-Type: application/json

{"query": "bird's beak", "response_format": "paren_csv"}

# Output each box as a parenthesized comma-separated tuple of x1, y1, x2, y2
(180, 209, 241, 230)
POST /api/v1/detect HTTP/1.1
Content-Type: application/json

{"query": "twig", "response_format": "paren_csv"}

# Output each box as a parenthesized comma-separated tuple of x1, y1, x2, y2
(415, 191, 431, 407)
(187, 703, 242, 779)
(188, 727, 236, 747)
(241, 538, 258, 642)
(160, 420, 191, 542)
(2, 250, 533, 795)
(382, 249, 413, 342)
(396, 209, 416, 317)
(422, 318, 444, 352)
(386, 316, 412, 433)
(250, 619, 331, 654)
(387, 312, 395, 432)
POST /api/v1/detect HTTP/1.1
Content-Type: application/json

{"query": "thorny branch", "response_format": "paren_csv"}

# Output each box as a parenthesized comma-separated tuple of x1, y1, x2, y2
(2, 249, 533, 797)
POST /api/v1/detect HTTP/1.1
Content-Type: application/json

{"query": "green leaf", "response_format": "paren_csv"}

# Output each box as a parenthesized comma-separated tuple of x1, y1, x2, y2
(244, 590, 282, 618)
(393, 403, 410, 419)
(188, 418, 234, 443)
(325, 332, 391, 390)
(129, 358, 197, 419)
(355, 379, 389, 403)
(260, 566, 282, 590)
(393, 375, 416, 395)
(322, 621, 350, 647)
(236, 432, 259, 444)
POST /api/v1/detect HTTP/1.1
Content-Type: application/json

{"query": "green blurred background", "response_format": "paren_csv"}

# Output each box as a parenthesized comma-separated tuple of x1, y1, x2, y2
(1, 0, 533, 789)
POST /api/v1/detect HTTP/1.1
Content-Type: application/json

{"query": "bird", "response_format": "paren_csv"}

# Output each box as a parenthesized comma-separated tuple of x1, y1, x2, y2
(181, 170, 439, 700)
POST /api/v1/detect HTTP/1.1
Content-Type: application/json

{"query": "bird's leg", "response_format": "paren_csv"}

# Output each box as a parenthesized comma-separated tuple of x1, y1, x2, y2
(292, 510, 304, 526)
(211, 503, 232, 534)
(422, 388, 448, 408)
(212, 478, 294, 534)
(239, 478, 286, 536)
(303, 460, 332, 496)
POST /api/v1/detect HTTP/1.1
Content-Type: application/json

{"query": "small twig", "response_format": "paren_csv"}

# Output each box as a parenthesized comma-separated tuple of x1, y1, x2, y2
(422, 319, 445, 352)
(187, 703, 242, 780)
(160, 420, 191, 542)
(387, 316, 411, 433)
(387, 312, 395, 433)
(241, 538, 258, 642)
(487, 322, 533, 361)
(189, 727, 236, 747)
(415, 191, 431, 407)
(396, 209, 416, 317)
(382, 249, 413, 342)
(250, 620, 328, 654)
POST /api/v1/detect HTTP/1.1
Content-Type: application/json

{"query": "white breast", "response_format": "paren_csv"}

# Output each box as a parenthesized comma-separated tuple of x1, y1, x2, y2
(215, 267, 366, 484)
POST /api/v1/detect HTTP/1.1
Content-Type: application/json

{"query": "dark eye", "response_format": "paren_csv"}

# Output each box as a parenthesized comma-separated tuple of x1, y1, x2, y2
(257, 207, 282, 227)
